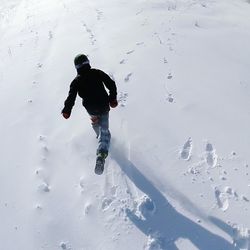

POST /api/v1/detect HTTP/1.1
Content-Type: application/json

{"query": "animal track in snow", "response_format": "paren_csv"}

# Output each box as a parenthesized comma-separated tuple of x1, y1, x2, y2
(205, 142, 217, 167)
(35, 204, 43, 210)
(35, 168, 48, 181)
(136, 9, 143, 15)
(38, 182, 50, 193)
(124, 73, 133, 82)
(153, 32, 163, 45)
(37, 134, 50, 159)
(41, 145, 49, 156)
(126, 50, 134, 55)
(165, 76, 173, 103)
(118, 92, 128, 107)
(119, 59, 125, 64)
(167, 73, 173, 79)
(241, 195, 249, 202)
(38, 135, 46, 141)
(166, 93, 174, 103)
(48, 31, 53, 40)
(82, 23, 96, 45)
(37, 63, 43, 68)
(36, 134, 51, 193)
(119, 50, 135, 65)
(95, 9, 103, 20)
(180, 137, 192, 161)
(60, 242, 71, 250)
(136, 42, 144, 46)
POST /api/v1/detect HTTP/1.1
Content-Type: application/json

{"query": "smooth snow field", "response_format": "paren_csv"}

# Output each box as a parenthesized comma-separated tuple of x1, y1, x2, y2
(1, 0, 250, 249)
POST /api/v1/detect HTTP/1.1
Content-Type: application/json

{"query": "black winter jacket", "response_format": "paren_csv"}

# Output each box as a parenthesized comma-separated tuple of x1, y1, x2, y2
(62, 66, 117, 115)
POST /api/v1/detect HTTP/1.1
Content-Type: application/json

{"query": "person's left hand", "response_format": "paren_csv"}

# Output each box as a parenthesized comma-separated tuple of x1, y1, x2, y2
(110, 99, 118, 108)
(62, 112, 70, 119)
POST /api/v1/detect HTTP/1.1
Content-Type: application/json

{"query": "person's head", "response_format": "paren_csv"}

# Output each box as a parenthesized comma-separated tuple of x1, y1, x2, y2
(74, 54, 91, 74)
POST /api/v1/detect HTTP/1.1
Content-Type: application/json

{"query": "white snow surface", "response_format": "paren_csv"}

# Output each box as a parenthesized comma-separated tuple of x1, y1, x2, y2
(1, 0, 250, 249)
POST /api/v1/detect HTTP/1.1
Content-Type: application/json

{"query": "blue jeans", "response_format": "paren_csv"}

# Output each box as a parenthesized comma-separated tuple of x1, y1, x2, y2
(90, 112, 111, 156)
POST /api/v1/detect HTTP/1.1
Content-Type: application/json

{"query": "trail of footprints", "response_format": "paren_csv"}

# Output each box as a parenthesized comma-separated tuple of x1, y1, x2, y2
(180, 138, 249, 213)
(179, 138, 250, 247)
(118, 36, 175, 105)
(119, 43, 144, 83)
(95, 9, 103, 20)
(35, 135, 51, 195)
(82, 22, 96, 45)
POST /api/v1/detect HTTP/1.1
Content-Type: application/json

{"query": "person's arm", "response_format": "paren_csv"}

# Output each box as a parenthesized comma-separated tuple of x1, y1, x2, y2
(99, 70, 118, 107)
(61, 79, 78, 118)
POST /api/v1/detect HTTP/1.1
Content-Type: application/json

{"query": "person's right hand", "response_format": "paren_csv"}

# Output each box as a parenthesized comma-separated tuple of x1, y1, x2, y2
(62, 112, 70, 119)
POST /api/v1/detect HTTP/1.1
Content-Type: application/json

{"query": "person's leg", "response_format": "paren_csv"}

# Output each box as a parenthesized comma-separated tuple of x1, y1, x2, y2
(90, 115, 100, 138)
(97, 112, 111, 158)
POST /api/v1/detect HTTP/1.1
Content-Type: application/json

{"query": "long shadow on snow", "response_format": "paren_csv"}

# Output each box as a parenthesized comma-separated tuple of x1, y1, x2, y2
(111, 147, 237, 250)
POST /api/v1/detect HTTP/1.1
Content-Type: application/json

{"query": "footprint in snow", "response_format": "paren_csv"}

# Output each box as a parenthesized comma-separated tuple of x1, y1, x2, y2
(79, 177, 86, 193)
(138, 196, 156, 217)
(84, 203, 92, 215)
(205, 142, 217, 167)
(102, 197, 113, 210)
(214, 188, 229, 212)
(180, 137, 192, 161)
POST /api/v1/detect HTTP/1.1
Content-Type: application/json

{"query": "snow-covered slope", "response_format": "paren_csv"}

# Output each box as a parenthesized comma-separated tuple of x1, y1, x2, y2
(1, 0, 250, 249)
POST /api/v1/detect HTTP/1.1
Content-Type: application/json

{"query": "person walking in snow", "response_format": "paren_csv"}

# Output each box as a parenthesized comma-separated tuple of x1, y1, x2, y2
(62, 54, 118, 174)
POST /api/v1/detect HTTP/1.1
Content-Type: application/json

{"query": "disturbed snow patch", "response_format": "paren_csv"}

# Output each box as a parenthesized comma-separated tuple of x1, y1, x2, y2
(233, 226, 250, 250)
(144, 234, 164, 250)
(137, 195, 157, 219)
